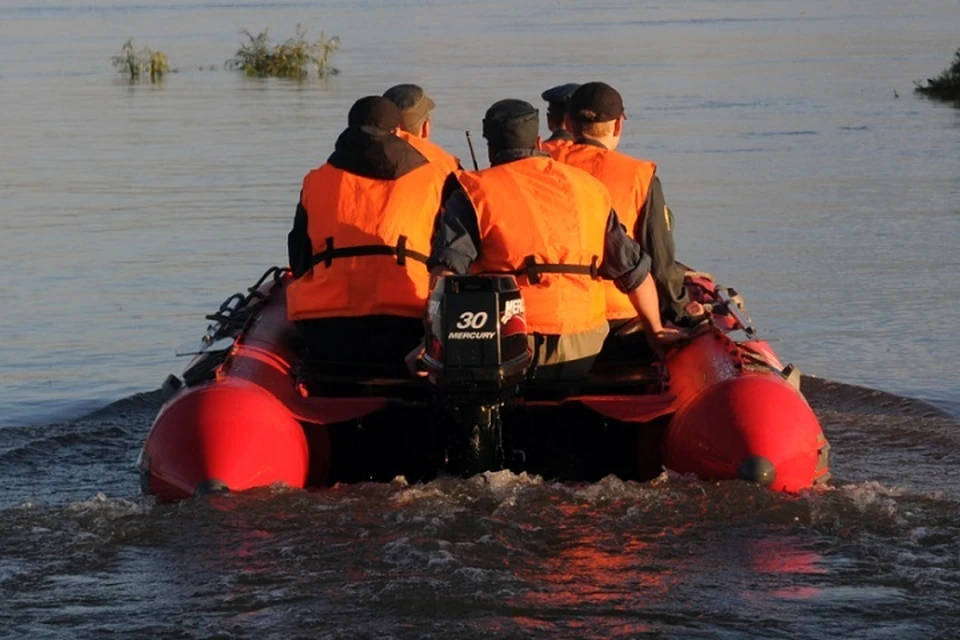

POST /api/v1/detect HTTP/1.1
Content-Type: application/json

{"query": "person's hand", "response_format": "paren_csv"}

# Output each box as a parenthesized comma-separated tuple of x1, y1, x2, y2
(654, 326, 686, 344)
(404, 341, 427, 378)
(685, 300, 707, 320)
(645, 325, 689, 359)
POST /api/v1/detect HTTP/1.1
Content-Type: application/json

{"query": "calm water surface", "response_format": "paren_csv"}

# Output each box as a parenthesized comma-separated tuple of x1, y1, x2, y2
(1, 0, 959, 638)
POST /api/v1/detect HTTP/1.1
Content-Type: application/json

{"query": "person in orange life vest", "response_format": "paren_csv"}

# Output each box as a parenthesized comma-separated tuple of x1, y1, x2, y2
(382, 83, 462, 177)
(413, 99, 684, 383)
(539, 82, 580, 154)
(550, 81, 693, 328)
(286, 96, 450, 366)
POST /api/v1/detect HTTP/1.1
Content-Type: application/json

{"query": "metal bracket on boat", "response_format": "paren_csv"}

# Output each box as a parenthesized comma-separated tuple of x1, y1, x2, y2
(174, 265, 290, 357)
(175, 335, 236, 357)
(782, 363, 802, 390)
(715, 286, 759, 338)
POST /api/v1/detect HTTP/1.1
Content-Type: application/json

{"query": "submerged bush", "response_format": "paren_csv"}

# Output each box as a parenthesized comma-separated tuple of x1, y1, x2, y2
(111, 38, 170, 81)
(225, 25, 341, 78)
(913, 48, 960, 103)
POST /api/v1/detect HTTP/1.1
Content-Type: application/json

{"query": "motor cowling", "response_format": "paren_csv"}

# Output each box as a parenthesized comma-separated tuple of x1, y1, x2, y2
(423, 274, 532, 400)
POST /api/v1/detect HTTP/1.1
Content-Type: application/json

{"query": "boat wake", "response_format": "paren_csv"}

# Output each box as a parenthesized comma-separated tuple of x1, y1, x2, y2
(800, 375, 954, 419)
(3, 380, 959, 638)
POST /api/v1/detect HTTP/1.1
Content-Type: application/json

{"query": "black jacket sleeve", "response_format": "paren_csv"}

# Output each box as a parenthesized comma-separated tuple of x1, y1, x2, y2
(598, 208, 652, 293)
(427, 184, 482, 274)
(638, 176, 689, 317)
(287, 192, 313, 279)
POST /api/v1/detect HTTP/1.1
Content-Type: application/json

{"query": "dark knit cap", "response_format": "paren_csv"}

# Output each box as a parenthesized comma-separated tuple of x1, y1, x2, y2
(482, 99, 540, 150)
(347, 96, 402, 131)
(569, 82, 625, 123)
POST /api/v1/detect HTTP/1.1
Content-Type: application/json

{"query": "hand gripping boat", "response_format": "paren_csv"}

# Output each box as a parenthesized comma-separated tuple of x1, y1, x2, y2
(138, 266, 830, 502)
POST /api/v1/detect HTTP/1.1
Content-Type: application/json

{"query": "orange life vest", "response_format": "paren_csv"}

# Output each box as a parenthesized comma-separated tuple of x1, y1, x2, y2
(541, 136, 574, 156)
(551, 143, 657, 319)
(397, 130, 461, 177)
(286, 162, 447, 320)
(456, 156, 610, 336)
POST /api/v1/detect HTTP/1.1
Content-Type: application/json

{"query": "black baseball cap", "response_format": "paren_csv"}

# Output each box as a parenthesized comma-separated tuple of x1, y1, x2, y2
(569, 82, 625, 123)
(347, 95, 402, 130)
(482, 99, 540, 149)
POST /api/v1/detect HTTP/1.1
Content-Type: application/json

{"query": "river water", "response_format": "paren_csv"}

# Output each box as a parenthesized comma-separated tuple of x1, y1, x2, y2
(1, 0, 959, 638)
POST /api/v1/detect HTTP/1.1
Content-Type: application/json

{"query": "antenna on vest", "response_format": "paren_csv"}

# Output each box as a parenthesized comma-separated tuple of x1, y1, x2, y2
(465, 131, 480, 171)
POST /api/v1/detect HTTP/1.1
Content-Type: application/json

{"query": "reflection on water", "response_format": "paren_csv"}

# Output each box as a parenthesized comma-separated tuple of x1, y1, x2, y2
(3, 423, 959, 638)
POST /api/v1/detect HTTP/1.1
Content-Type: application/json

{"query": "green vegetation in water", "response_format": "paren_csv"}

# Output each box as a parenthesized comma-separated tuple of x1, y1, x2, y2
(913, 48, 960, 103)
(225, 25, 341, 78)
(111, 38, 171, 81)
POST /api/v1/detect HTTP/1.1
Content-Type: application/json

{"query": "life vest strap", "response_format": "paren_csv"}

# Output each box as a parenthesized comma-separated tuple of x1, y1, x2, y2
(518, 254, 599, 285)
(312, 235, 429, 268)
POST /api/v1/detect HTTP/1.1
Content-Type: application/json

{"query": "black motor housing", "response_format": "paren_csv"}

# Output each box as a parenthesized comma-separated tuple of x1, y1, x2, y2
(423, 274, 531, 399)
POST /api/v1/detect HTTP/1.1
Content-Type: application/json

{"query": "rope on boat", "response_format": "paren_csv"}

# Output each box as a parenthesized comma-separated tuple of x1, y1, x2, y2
(201, 266, 289, 343)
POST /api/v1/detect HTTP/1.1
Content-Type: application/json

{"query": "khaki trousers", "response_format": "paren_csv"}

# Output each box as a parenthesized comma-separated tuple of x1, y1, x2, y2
(525, 323, 610, 383)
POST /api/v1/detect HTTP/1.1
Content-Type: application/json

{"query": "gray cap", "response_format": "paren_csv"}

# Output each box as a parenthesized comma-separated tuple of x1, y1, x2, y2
(383, 83, 436, 133)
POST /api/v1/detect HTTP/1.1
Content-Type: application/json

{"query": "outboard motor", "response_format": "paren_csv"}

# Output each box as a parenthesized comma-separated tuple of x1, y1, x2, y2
(422, 274, 532, 476)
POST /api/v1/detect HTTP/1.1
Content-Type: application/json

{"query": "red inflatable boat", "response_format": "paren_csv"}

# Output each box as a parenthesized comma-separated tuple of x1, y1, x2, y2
(138, 266, 830, 502)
